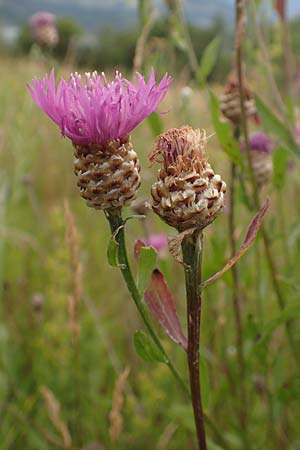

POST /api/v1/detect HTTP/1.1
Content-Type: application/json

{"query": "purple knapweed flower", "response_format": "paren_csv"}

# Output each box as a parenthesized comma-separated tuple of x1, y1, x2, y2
(28, 69, 172, 210)
(29, 12, 58, 48)
(28, 69, 172, 145)
(29, 11, 56, 30)
(240, 131, 275, 154)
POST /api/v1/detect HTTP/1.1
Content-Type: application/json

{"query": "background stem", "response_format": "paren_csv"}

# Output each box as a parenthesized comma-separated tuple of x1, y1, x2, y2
(228, 159, 249, 449)
(182, 232, 207, 450)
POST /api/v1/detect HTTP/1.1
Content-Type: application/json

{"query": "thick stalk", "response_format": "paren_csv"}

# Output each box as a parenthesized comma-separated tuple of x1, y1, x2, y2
(106, 209, 231, 450)
(182, 232, 207, 450)
(228, 160, 249, 448)
(235, 0, 299, 366)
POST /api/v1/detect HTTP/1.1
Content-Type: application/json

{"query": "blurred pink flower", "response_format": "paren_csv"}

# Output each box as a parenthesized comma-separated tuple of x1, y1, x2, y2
(134, 233, 169, 258)
(28, 70, 172, 145)
(143, 233, 169, 252)
(240, 131, 275, 154)
(29, 11, 58, 47)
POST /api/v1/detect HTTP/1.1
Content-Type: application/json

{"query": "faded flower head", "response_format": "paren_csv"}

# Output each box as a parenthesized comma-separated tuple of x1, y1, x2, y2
(220, 72, 258, 125)
(28, 69, 172, 145)
(240, 132, 274, 188)
(29, 11, 59, 48)
(150, 126, 226, 232)
(28, 69, 171, 210)
(241, 131, 275, 154)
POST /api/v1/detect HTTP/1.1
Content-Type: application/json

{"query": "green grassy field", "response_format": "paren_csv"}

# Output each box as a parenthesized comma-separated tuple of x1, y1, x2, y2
(0, 56, 300, 450)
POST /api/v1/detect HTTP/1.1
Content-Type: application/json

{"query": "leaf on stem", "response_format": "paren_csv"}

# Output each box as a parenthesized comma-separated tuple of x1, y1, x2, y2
(107, 235, 119, 267)
(137, 246, 157, 295)
(147, 112, 163, 137)
(272, 147, 288, 191)
(209, 91, 244, 167)
(198, 36, 220, 86)
(133, 330, 166, 363)
(201, 197, 270, 288)
(144, 269, 187, 351)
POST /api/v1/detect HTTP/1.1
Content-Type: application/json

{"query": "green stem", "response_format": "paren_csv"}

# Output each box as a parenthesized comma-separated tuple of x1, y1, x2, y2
(106, 208, 188, 395)
(182, 232, 207, 450)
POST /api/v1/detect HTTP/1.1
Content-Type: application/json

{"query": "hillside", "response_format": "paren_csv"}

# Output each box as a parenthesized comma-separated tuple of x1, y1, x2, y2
(0, 0, 299, 30)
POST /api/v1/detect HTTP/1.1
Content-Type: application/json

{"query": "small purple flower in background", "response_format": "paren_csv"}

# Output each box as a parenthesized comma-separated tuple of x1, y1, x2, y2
(28, 69, 172, 145)
(134, 233, 169, 258)
(247, 131, 275, 154)
(144, 233, 169, 253)
(240, 131, 274, 188)
(29, 12, 59, 48)
(28, 69, 172, 210)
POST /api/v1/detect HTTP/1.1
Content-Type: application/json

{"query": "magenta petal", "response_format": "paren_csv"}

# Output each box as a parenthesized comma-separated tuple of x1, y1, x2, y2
(145, 270, 187, 351)
(27, 69, 172, 145)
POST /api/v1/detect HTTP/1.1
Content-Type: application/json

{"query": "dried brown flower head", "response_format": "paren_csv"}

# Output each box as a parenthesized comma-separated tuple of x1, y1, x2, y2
(219, 72, 258, 125)
(150, 126, 226, 232)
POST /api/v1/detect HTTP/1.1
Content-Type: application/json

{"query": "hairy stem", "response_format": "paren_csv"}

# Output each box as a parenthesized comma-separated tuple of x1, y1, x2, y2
(235, 0, 299, 366)
(182, 232, 207, 450)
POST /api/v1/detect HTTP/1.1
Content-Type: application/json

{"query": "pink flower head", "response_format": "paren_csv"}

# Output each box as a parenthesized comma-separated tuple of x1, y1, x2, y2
(28, 69, 172, 145)
(143, 233, 168, 253)
(240, 131, 275, 154)
(29, 12, 58, 47)
(29, 11, 56, 29)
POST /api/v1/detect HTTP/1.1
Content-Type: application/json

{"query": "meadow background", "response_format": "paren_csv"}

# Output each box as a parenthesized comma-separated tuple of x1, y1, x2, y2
(1, 1, 300, 449)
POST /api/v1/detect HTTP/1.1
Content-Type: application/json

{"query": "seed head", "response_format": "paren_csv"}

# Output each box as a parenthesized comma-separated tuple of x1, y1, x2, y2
(150, 126, 226, 232)
(219, 72, 258, 125)
(240, 132, 274, 188)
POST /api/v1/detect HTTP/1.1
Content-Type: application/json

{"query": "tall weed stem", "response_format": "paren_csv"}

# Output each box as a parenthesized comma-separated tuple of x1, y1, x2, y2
(182, 232, 207, 450)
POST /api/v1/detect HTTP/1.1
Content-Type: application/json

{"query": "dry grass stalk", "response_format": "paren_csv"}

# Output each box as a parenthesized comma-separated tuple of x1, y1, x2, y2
(64, 200, 82, 346)
(156, 423, 177, 450)
(133, 12, 156, 73)
(40, 386, 72, 449)
(109, 366, 130, 444)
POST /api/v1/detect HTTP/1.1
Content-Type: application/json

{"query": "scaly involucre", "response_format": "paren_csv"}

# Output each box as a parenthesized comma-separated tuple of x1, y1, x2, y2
(28, 69, 172, 145)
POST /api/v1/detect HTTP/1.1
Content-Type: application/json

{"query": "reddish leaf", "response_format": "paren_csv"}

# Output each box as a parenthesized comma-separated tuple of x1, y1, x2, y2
(201, 198, 270, 288)
(134, 239, 146, 259)
(145, 270, 187, 351)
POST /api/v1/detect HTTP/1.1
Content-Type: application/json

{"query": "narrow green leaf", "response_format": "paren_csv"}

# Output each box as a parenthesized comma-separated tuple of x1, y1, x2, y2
(272, 147, 288, 191)
(133, 331, 166, 363)
(256, 95, 300, 157)
(107, 236, 119, 267)
(198, 36, 220, 86)
(147, 112, 163, 137)
(258, 304, 300, 346)
(137, 246, 157, 295)
(209, 92, 243, 167)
